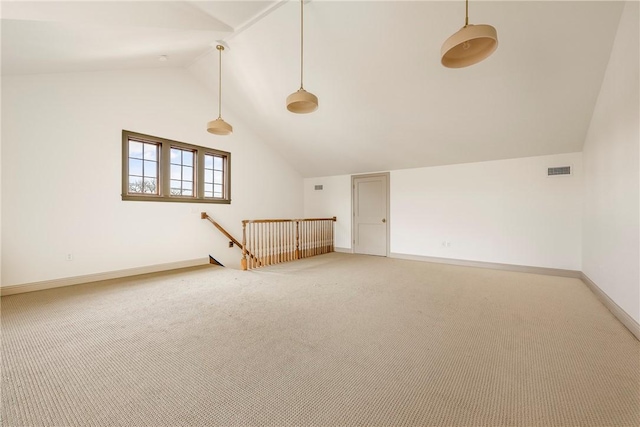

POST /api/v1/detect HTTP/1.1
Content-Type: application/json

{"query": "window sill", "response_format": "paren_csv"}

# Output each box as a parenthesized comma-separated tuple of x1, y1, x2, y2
(121, 195, 231, 204)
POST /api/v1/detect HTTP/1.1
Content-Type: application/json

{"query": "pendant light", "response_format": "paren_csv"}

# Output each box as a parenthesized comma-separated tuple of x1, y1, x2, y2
(286, 0, 318, 114)
(441, 0, 498, 68)
(207, 44, 233, 135)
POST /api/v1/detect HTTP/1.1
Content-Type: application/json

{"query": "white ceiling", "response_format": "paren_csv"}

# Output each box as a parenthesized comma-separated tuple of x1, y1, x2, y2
(1, 1, 627, 177)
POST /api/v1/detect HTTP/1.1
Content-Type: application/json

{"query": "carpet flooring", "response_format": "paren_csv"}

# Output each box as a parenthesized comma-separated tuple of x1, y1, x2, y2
(1, 253, 639, 426)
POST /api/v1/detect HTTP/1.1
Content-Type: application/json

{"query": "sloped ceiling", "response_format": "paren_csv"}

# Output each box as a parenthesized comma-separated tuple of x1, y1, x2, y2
(1, 1, 626, 177)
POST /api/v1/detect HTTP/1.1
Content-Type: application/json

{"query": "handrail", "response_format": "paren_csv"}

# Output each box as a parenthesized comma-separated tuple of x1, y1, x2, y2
(201, 212, 259, 265)
(242, 217, 337, 224)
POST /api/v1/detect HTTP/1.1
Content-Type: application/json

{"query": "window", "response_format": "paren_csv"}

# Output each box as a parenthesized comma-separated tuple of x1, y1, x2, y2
(122, 130, 230, 204)
(170, 148, 195, 196)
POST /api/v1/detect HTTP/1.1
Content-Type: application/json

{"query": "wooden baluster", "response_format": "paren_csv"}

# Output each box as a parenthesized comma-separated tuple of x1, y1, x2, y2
(322, 220, 326, 254)
(266, 222, 270, 266)
(257, 222, 264, 267)
(326, 220, 330, 253)
(331, 217, 335, 252)
(279, 222, 283, 264)
(304, 221, 311, 257)
(247, 222, 251, 270)
(254, 223, 258, 268)
(296, 221, 300, 259)
(251, 222, 255, 269)
(241, 221, 247, 270)
(251, 223, 254, 269)
(301, 221, 305, 259)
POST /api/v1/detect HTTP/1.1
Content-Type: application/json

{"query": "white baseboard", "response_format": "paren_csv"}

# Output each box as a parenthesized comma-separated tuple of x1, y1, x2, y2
(389, 252, 582, 278)
(580, 273, 640, 341)
(334, 247, 352, 254)
(1, 258, 211, 296)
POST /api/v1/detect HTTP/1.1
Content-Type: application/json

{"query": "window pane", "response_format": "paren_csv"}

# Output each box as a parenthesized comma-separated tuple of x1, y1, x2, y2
(213, 184, 223, 198)
(204, 183, 213, 193)
(143, 160, 157, 178)
(214, 156, 223, 170)
(205, 191, 213, 198)
(213, 171, 223, 184)
(170, 148, 181, 163)
(129, 159, 143, 176)
(183, 181, 193, 191)
(143, 143, 157, 161)
(143, 178, 157, 194)
(171, 165, 181, 180)
(182, 190, 193, 196)
(170, 180, 181, 192)
(204, 170, 213, 183)
(129, 176, 143, 193)
(129, 141, 143, 159)
(182, 166, 193, 182)
(204, 155, 213, 169)
(182, 151, 194, 167)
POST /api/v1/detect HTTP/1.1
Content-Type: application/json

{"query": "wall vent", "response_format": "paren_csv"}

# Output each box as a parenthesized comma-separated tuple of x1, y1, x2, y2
(314, 185, 323, 190)
(547, 166, 571, 176)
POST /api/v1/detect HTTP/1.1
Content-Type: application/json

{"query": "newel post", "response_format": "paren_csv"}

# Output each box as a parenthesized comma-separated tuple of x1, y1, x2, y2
(241, 221, 247, 271)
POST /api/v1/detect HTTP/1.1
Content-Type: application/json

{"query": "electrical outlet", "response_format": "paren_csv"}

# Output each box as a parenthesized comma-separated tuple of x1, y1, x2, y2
(66, 253, 73, 261)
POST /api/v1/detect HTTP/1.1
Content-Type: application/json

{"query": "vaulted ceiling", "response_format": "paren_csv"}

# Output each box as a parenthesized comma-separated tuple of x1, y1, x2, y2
(1, 1, 626, 177)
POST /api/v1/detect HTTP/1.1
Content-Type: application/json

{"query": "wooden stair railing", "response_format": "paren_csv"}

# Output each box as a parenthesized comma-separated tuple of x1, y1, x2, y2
(241, 217, 337, 270)
(201, 213, 337, 271)
(200, 213, 259, 266)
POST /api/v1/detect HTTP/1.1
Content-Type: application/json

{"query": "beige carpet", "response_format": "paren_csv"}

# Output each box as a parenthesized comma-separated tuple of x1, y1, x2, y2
(1, 253, 639, 426)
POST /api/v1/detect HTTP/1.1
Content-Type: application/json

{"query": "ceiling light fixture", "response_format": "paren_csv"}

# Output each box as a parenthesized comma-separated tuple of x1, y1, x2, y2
(441, 0, 498, 68)
(286, 0, 318, 114)
(207, 44, 233, 135)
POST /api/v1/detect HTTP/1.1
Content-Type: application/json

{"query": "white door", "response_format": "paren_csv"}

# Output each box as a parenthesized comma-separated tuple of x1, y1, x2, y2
(353, 174, 388, 256)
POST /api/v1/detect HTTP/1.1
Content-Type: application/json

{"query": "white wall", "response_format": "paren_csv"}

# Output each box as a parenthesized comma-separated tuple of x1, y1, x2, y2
(391, 154, 582, 270)
(1, 68, 303, 286)
(303, 175, 352, 249)
(304, 152, 583, 270)
(582, 2, 640, 323)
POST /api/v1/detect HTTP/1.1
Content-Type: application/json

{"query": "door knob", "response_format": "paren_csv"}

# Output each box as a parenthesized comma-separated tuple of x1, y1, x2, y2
(382, 218, 386, 223)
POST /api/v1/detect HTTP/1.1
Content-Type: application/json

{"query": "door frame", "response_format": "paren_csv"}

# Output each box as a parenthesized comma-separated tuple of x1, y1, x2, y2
(351, 172, 391, 257)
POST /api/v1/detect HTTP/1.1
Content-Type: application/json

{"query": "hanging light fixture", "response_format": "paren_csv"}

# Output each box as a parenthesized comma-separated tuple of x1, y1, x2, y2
(441, 0, 498, 68)
(286, 0, 318, 114)
(207, 44, 233, 135)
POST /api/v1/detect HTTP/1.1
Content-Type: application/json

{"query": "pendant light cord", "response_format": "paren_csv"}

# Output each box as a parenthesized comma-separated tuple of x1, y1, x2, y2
(300, 0, 304, 90)
(218, 46, 222, 119)
(464, 0, 469, 27)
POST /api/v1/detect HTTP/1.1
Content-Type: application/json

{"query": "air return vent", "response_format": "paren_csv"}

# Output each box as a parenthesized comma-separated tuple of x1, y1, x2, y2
(314, 185, 323, 190)
(547, 166, 571, 176)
